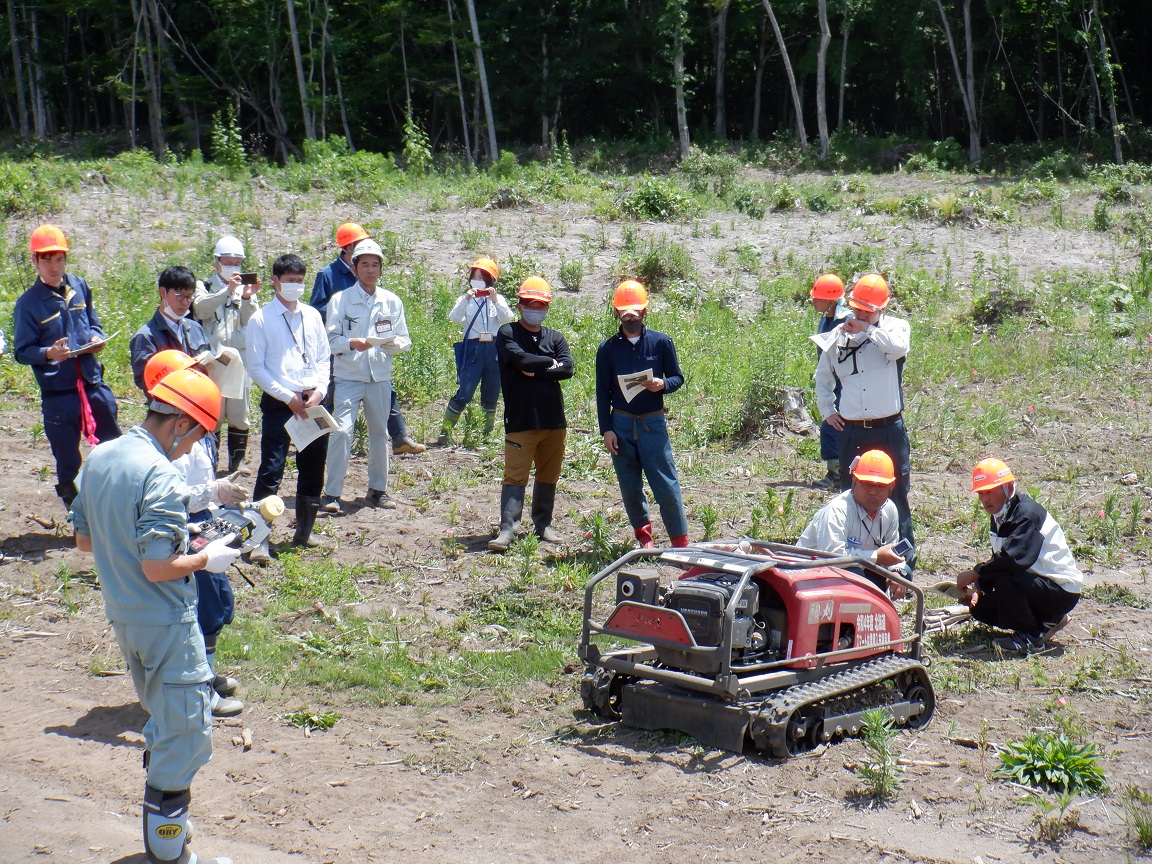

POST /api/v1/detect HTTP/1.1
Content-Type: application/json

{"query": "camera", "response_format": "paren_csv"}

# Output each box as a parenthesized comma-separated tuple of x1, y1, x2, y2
(239, 272, 259, 285)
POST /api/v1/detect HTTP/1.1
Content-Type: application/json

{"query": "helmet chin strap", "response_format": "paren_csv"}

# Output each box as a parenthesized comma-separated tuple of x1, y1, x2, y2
(166, 417, 198, 459)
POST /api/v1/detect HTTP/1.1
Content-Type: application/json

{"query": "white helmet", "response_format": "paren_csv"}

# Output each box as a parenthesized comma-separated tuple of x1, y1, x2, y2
(351, 238, 384, 264)
(214, 235, 245, 259)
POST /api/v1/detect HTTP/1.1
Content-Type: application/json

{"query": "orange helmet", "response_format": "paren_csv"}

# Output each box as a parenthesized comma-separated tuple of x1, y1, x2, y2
(851, 450, 896, 484)
(810, 273, 845, 300)
(971, 458, 1015, 493)
(30, 224, 69, 255)
(150, 368, 222, 431)
(143, 350, 197, 395)
(518, 277, 552, 303)
(470, 256, 499, 282)
(613, 280, 648, 312)
(848, 273, 890, 312)
(335, 222, 369, 248)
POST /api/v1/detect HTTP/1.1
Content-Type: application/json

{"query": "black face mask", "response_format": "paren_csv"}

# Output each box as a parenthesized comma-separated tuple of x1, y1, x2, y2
(620, 317, 643, 336)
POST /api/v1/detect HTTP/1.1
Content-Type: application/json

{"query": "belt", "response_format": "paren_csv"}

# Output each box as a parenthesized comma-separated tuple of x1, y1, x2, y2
(612, 408, 665, 419)
(843, 413, 901, 428)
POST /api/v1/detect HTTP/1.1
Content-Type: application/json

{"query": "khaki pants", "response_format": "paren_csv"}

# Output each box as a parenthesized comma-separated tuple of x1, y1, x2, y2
(503, 428, 566, 485)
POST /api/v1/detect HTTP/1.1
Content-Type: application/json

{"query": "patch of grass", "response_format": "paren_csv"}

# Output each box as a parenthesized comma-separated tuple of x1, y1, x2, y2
(1085, 582, 1149, 608)
(1121, 784, 1152, 851)
(855, 707, 903, 803)
(994, 730, 1107, 795)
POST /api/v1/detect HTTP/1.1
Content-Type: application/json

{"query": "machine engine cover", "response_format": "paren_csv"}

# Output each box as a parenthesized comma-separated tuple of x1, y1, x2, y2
(666, 571, 759, 647)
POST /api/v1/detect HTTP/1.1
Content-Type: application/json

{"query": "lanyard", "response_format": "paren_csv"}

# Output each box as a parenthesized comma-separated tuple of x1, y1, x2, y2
(282, 311, 308, 364)
(853, 500, 885, 546)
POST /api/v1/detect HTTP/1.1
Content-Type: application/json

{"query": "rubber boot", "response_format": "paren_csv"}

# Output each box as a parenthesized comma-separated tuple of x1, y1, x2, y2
(482, 408, 497, 439)
(670, 534, 690, 548)
(244, 485, 277, 564)
(56, 481, 78, 511)
(634, 523, 655, 549)
(292, 495, 323, 548)
(531, 481, 563, 543)
(488, 485, 525, 553)
(436, 406, 463, 446)
(226, 430, 249, 475)
(813, 460, 840, 491)
(144, 785, 232, 864)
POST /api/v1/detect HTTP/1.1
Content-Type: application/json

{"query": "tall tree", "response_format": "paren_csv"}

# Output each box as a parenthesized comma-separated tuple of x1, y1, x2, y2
(760, 0, 806, 150)
(6, 0, 30, 140)
(815, 0, 831, 157)
(463, 0, 498, 163)
(668, 0, 690, 159)
(285, 0, 316, 140)
(935, 0, 981, 163)
(711, 0, 730, 140)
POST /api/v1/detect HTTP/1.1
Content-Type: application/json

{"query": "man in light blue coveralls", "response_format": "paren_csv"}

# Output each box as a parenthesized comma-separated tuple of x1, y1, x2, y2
(71, 367, 239, 864)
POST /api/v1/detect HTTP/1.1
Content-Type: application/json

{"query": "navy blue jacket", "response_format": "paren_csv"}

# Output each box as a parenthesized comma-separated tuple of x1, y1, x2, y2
(13, 274, 107, 393)
(129, 309, 213, 393)
(308, 255, 357, 322)
(595, 326, 684, 435)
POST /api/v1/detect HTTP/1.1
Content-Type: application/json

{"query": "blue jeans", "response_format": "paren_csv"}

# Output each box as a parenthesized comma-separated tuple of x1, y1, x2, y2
(449, 339, 501, 413)
(838, 419, 914, 564)
(610, 410, 687, 538)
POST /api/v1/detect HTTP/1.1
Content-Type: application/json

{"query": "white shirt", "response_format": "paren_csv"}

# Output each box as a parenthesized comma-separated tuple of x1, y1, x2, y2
(815, 314, 910, 420)
(448, 292, 514, 339)
(172, 438, 217, 513)
(247, 296, 331, 404)
(798, 489, 899, 564)
(327, 282, 412, 383)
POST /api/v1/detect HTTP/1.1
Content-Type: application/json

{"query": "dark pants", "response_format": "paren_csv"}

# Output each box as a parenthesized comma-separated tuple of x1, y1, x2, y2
(43, 383, 120, 487)
(972, 561, 1079, 638)
(387, 389, 406, 440)
(189, 509, 235, 637)
(838, 419, 914, 563)
(256, 392, 328, 497)
(449, 339, 501, 414)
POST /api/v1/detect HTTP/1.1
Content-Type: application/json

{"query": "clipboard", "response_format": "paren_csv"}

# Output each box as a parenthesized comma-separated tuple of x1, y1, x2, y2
(64, 330, 121, 359)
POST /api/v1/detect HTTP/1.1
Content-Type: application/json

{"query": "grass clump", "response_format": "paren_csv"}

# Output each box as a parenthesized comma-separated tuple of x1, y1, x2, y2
(855, 707, 903, 803)
(994, 730, 1107, 795)
(617, 175, 696, 221)
(1121, 784, 1152, 851)
(1085, 582, 1149, 608)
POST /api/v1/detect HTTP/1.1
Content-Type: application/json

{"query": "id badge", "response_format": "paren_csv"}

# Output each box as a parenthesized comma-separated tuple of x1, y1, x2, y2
(478, 331, 493, 342)
(375, 318, 393, 335)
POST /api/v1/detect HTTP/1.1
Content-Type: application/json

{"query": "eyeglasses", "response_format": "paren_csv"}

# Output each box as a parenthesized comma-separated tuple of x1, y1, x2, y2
(166, 289, 195, 301)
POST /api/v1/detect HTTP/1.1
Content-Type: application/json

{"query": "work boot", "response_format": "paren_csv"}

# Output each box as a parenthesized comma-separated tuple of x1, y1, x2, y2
(367, 489, 398, 509)
(812, 460, 840, 491)
(292, 495, 323, 548)
(436, 406, 463, 446)
(531, 481, 563, 543)
(482, 408, 498, 439)
(321, 495, 344, 515)
(56, 481, 78, 511)
(488, 485, 525, 553)
(634, 523, 655, 549)
(144, 785, 232, 864)
(213, 673, 239, 697)
(670, 534, 690, 548)
(393, 436, 426, 454)
(211, 692, 244, 717)
(203, 632, 239, 697)
(246, 537, 272, 565)
(226, 430, 250, 475)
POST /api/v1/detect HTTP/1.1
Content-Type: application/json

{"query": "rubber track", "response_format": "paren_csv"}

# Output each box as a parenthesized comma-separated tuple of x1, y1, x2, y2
(751, 654, 930, 758)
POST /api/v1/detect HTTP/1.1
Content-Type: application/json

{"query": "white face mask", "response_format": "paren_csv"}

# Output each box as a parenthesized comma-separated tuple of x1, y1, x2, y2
(220, 265, 241, 281)
(470, 279, 488, 292)
(163, 303, 187, 320)
(278, 281, 306, 302)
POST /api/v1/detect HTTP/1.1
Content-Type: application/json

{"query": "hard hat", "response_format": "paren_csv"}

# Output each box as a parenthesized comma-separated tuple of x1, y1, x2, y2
(335, 222, 369, 248)
(143, 349, 197, 396)
(213, 235, 245, 259)
(470, 256, 499, 282)
(810, 273, 845, 300)
(351, 238, 384, 264)
(30, 224, 69, 255)
(612, 280, 648, 312)
(850, 449, 896, 484)
(150, 367, 222, 431)
(971, 458, 1015, 493)
(517, 277, 552, 303)
(848, 273, 890, 312)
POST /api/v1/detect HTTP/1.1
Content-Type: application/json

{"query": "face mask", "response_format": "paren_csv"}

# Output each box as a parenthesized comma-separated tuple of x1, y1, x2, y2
(278, 281, 306, 302)
(220, 265, 241, 281)
(470, 279, 488, 292)
(520, 308, 548, 327)
(620, 315, 643, 336)
(166, 422, 199, 459)
(163, 303, 187, 320)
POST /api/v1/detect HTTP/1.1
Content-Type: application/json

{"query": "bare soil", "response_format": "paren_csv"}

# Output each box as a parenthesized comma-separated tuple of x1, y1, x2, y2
(2, 175, 1151, 863)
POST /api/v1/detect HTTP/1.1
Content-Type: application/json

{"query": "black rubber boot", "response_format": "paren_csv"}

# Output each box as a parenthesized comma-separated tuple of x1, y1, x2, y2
(488, 485, 525, 553)
(292, 495, 323, 547)
(226, 430, 249, 474)
(531, 481, 563, 543)
(56, 481, 78, 511)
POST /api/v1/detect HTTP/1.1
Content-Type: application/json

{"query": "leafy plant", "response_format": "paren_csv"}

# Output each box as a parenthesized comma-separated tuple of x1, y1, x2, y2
(1085, 582, 1149, 608)
(558, 258, 584, 292)
(856, 707, 903, 802)
(210, 105, 248, 178)
(1026, 792, 1081, 845)
(994, 731, 1107, 795)
(401, 114, 433, 175)
(284, 708, 342, 732)
(619, 175, 696, 221)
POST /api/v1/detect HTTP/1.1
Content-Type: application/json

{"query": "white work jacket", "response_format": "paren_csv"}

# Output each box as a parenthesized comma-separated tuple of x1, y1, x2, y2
(327, 282, 411, 383)
(814, 314, 910, 421)
(193, 273, 259, 353)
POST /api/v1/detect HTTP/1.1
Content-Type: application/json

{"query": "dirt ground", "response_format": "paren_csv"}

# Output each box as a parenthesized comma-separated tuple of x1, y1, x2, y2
(2, 172, 1151, 863)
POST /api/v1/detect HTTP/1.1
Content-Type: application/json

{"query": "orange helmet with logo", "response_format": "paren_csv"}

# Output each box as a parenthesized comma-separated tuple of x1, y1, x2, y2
(335, 222, 370, 248)
(613, 280, 649, 312)
(143, 350, 197, 396)
(470, 256, 499, 282)
(851, 450, 896, 484)
(150, 368, 222, 432)
(30, 224, 69, 255)
(518, 277, 552, 303)
(971, 458, 1015, 493)
(848, 273, 890, 312)
(810, 273, 845, 300)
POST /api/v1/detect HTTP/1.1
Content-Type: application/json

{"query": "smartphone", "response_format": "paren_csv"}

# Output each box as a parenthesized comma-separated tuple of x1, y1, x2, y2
(892, 538, 913, 558)
(239, 272, 259, 285)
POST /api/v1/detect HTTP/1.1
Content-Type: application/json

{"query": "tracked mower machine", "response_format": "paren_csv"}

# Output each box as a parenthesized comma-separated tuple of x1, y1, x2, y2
(579, 540, 935, 757)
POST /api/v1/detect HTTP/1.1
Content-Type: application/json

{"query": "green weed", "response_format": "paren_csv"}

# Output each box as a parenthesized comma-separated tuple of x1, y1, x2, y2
(1086, 582, 1149, 608)
(284, 708, 341, 732)
(856, 707, 903, 803)
(994, 731, 1107, 795)
(1121, 784, 1152, 851)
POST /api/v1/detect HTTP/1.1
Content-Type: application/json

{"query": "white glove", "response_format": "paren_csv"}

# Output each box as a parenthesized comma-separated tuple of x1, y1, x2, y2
(211, 479, 249, 505)
(202, 534, 241, 572)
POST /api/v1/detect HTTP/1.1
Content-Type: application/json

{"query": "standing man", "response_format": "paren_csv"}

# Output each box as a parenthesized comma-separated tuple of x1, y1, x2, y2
(439, 256, 514, 445)
(247, 254, 331, 549)
(13, 224, 120, 510)
(807, 272, 850, 490)
(323, 239, 412, 512)
(130, 266, 213, 392)
(192, 234, 259, 473)
(814, 272, 914, 563)
(309, 221, 426, 455)
(596, 280, 689, 549)
(956, 458, 1082, 653)
(71, 366, 239, 864)
(489, 278, 574, 552)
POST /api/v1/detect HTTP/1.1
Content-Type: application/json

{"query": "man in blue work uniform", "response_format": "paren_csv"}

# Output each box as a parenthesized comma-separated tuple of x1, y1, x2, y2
(130, 266, 213, 392)
(807, 272, 851, 490)
(309, 221, 427, 455)
(596, 280, 689, 549)
(13, 224, 120, 510)
(71, 366, 239, 864)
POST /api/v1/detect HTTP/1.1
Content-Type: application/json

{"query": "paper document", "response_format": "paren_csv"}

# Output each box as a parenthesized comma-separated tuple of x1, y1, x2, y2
(808, 331, 838, 353)
(195, 346, 246, 400)
(285, 405, 338, 450)
(618, 368, 654, 403)
(364, 335, 399, 348)
(64, 330, 120, 358)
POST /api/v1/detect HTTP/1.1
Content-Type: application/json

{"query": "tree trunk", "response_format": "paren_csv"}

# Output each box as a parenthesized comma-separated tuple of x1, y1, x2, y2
(760, 0, 807, 150)
(1034, 8, 1044, 140)
(934, 0, 980, 163)
(28, 5, 48, 139)
(1091, 0, 1122, 163)
(7, 0, 30, 140)
(332, 47, 354, 151)
(463, 0, 498, 164)
(713, 0, 729, 140)
(838, 19, 850, 130)
(671, 0, 690, 160)
(286, 0, 315, 139)
(446, 0, 472, 162)
(816, 0, 831, 157)
(151, 0, 198, 152)
(751, 14, 768, 140)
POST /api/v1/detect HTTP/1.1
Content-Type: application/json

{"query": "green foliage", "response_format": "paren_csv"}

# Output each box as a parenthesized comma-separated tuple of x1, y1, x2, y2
(1122, 785, 1152, 850)
(1085, 582, 1149, 608)
(0, 159, 72, 215)
(994, 731, 1107, 795)
(856, 707, 903, 803)
(401, 114, 434, 175)
(618, 175, 696, 221)
(210, 106, 248, 178)
(617, 235, 698, 293)
(284, 708, 341, 731)
(498, 253, 547, 300)
(558, 258, 584, 292)
(679, 148, 739, 198)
